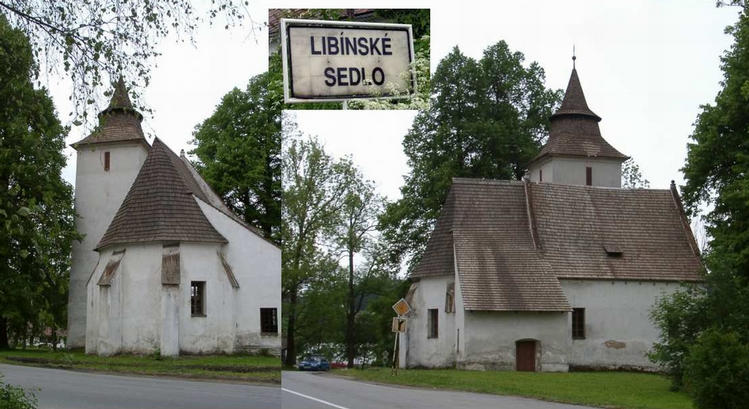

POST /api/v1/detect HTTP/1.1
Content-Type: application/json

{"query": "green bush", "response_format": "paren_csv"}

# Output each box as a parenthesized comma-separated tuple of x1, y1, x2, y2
(684, 329, 749, 409)
(0, 376, 37, 409)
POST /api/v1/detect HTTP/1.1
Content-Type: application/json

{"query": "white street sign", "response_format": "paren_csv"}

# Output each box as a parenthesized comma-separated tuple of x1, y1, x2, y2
(281, 19, 416, 103)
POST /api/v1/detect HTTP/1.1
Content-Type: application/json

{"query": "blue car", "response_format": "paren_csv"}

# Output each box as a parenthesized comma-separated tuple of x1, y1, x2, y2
(298, 356, 330, 371)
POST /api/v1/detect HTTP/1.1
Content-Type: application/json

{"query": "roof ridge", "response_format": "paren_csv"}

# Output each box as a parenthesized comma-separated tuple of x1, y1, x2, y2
(95, 137, 226, 250)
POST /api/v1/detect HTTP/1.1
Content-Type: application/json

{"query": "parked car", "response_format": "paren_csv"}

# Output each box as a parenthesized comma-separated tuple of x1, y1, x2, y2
(298, 356, 330, 371)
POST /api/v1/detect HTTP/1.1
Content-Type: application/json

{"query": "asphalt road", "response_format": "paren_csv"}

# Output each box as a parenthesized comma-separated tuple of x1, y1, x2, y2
(282, 371, 596, 409)
(0, 363, 280, 409)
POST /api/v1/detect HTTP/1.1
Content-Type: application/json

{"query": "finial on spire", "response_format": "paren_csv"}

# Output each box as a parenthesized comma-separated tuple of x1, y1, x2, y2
(572, 45, 576, 69)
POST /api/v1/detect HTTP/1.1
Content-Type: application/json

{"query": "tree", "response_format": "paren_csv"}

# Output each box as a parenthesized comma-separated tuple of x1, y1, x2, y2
(191, 71, 282, 242)
(650, 3, 749, 403)
(380, 42, 562, 267)
(0, 0, 249, 119)
(281, 120, 349, 366)
(330, 171, 385, 367)
(0, 16, 79, 348)
(621, 158, 650, 188)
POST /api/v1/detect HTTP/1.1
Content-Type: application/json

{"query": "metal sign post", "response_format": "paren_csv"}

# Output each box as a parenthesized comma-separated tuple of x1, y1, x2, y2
(390, 299, 411, 375)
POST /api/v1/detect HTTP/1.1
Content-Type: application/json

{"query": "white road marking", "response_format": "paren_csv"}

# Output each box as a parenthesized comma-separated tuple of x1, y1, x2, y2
(281, 388, 350, 409)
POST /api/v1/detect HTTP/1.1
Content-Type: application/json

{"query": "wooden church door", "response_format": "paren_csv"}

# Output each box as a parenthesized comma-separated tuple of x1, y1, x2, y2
(516, 340, 536, 371)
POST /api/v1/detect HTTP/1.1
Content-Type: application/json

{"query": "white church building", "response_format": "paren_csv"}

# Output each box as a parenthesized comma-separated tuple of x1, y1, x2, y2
(67, 80, 281, 356)
(399, 64, 702, 372)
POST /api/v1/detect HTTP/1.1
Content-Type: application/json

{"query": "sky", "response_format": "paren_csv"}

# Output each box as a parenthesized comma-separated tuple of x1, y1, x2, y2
(49, 1, 741, 199)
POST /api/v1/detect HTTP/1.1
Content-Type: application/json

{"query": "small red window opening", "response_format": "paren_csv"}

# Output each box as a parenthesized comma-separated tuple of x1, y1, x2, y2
(104, 152, 110, 171)
(585, 167, 592, 186)
(539, 169, 543, 182)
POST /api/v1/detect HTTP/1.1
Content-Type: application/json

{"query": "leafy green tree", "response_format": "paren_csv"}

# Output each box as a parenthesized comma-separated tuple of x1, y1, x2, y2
(190, 71, 282, 242)
(0, 15, 79, 348)
(650, 3, 749, 402)
(0, 0, 249, 118)
(281, 121, 349, 366)
(683, 329, 749, 409)
(621, 158, 650, 188)
(331, 166, 386, 368)
(381, 42, 562, 267)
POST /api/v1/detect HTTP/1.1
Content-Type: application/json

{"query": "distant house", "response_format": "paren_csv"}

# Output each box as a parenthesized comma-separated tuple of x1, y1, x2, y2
(399, 64, 702, 372)
(67, 80, 281, 356)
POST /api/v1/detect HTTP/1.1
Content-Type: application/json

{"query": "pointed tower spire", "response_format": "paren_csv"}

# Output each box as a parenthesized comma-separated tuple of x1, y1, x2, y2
(551, 62, 601, 121)
(528, 60, 627, 168)
(71, 76, 147, 149)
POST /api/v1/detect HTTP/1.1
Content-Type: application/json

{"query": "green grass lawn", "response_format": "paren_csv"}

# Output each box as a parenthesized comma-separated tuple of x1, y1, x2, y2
(0, 348, 280, 384)
(336, 368, 693, 409)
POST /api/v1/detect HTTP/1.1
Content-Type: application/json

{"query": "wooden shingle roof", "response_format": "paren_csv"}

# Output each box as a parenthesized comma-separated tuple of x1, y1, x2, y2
(96, 138, 227, 250)
(71, 78, 148, 149)
(411, 178, 703, 312)
(532, 68, 627, 163)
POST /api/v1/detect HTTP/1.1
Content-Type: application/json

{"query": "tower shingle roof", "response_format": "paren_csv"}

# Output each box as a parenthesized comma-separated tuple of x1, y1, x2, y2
(71, 77, 147, 149)
(532, 67, 627, 163)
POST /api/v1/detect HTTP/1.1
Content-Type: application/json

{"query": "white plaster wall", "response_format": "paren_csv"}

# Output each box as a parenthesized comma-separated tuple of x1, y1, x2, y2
(528, 158, 554, 184)
(86, 243, 163, 355)
(561, 279, 682, 369)
(550, 157, 623, 188)
(462, 311, 570, 371)
(196, 198, 282, 352)
(404, 276, 456, 368)
(179, 242, 238, 354)
(69, 142, 148, 348)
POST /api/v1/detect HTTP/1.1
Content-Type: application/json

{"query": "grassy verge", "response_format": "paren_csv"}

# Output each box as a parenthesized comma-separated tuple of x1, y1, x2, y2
(0, 349, 280, 384)
(335, 368, 692, 409)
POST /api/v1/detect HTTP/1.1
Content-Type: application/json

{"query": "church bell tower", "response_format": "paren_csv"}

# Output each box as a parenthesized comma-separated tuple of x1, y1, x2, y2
(528, 56, 628, 187)
(67, 78, 150, 349)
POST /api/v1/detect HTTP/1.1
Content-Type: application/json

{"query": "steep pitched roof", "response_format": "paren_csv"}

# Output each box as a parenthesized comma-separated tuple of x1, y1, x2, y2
(71, 77, 147, 149)
(96, 138, 227, 250)
(532, 67, 627, 163)
(411, 178, 703, 312)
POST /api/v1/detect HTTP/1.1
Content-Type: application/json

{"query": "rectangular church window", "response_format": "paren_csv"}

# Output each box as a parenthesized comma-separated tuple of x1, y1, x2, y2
(104, 151, 110, 171)
(260, 308, 278, 334)
(539, 169, 543, 182)
(428, 308, 438, 338)
(586, 167, 592, 186)
(191, 281, 205, 317)
(572, 308, 585, 339)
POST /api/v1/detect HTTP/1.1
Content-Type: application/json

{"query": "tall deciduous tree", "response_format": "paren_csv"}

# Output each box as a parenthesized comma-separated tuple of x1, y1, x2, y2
(0, 0, 250, 118)
(0, 16, 79, 348)
(191, 71, 282, 242)
(380, 41, 562, 267)
(281, 121, 349, 366)
(650, 3, 749, 406)
(332, 168, 385, 367)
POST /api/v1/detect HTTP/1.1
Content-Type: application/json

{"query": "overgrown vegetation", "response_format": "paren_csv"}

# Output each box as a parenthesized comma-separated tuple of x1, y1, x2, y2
(339, 368, 693, 409)
(0, 349, 281, 384)
(0, 375, 37, 409)
(649, 2, 749, 408)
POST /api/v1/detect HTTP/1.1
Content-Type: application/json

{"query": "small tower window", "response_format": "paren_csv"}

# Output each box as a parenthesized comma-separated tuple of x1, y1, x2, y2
(104, 152, 110, 171)
(572, 308, 586, 339)
(539, 169, 543, 182)
(191, 281, 205, 317)
(585, 167, 592, 186)
(427, 308, 439, 339)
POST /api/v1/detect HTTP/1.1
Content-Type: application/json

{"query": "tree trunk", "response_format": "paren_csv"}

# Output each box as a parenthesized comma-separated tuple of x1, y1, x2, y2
(284, 288, 298, 367)
(346, 249, 356, 368)
(0, 317, 8, 349)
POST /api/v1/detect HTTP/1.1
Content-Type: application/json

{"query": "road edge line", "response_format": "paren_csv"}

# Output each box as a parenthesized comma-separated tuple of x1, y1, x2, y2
(281, 387, 350, 409)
